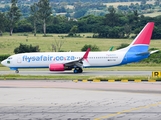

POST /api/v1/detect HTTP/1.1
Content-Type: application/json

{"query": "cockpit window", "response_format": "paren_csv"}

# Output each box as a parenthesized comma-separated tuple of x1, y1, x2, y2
(8, 57, 12, 60)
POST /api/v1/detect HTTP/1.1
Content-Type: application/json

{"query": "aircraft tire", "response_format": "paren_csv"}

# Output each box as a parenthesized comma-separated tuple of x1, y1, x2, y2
(74, 69, 77, 73)
(15, 70, 19, 73)
(73, 67, 83, 73)
(78, 68, 83, 73)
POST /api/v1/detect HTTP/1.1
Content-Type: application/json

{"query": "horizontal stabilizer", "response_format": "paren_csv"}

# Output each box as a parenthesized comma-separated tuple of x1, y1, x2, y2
(136, 50, 159, 56)
(136, 51, 149, 56)
(150, 50, 159, 54)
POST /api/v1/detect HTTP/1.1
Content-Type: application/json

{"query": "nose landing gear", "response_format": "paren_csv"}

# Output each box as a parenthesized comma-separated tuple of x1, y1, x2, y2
(9, 68, 19, 73)
(15, 70, 19, 73)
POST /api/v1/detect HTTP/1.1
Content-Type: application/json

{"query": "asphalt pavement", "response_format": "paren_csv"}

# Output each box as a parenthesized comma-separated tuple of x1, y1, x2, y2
(0, 80, 161, 120)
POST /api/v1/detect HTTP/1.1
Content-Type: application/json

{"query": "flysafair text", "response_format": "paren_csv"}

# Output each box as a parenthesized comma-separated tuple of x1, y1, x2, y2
(22, 55, 75, 62)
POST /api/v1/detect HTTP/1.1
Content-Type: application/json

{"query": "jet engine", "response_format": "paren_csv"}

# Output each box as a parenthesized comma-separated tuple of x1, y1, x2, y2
(49, 64, 65, 71)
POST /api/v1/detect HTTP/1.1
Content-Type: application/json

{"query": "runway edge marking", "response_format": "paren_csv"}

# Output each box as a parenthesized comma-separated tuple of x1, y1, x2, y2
(73, 79, 161, 82)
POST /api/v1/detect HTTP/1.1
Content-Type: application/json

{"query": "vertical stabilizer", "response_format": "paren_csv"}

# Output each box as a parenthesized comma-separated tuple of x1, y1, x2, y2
(120, 22, 155, 64)
(118, 22, 154, 52)
(130, 22, 154, 46)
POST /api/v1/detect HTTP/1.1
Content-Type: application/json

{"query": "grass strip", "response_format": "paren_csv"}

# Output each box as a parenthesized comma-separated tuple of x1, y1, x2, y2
(0, 74, 91, 80)
(0, 33, 161, 55)
(0, 74, 161, 81)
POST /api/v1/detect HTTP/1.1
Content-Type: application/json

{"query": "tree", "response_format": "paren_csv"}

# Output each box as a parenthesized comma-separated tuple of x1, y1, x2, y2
(152, 26, 161, 39)
(30, 3, 39, 36)
(68, 25, 78, 36)
(6, 0, 21, 36)
(51, 38, 66, 52)
(155, 0, 161, 6)
(127, 10, 139, 29)
(124, 24, 131, 38)
(0, 12, 7, 36)
(14, 43, 40, 54)
(81, 44, 100, 51)
(14, 19, 33, 32)
(97, 26, 109, 38)
(141, 0, 146, 5)
(104, 6, 119, 27)
(116, 43, 129, 50)
(74, 9, 87, 18)
(133, 10, 139, 23)
(37, 0, 52, 36)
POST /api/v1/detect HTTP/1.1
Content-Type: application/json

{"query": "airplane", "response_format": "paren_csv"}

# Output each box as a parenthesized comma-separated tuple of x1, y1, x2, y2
(1, 22, 159, 73)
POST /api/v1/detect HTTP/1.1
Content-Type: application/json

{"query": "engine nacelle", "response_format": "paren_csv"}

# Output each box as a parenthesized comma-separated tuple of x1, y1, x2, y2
(49, 64, 64, 71)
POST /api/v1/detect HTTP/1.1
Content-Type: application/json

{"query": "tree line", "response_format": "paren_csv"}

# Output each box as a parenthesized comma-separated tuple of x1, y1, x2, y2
(0, 0, 51, 36)
(0, 0, 161, 39)
(1, 0, 157, 19)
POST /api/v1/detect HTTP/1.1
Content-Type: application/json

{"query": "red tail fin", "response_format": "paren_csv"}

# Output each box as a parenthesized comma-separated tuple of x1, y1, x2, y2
(132, 22, 154, 45)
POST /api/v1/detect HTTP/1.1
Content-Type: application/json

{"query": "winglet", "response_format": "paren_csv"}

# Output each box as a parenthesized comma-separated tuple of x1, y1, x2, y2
(108, 46, 114, 51)
(83, 48, 90, 60)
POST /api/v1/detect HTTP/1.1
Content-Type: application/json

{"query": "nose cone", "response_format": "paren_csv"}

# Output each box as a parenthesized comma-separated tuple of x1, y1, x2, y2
(1, 60, 6, 66)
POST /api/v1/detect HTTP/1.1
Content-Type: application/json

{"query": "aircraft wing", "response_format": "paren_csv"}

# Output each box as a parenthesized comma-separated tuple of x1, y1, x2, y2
(64, 48, 90, 68)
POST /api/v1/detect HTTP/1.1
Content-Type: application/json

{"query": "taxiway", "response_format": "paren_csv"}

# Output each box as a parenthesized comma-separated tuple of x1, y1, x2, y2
(0, 70, 152, 76)
(0, 80, 161, 120)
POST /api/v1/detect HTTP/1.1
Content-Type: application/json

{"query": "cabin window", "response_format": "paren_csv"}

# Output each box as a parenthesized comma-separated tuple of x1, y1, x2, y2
(7, 61, 10, 64)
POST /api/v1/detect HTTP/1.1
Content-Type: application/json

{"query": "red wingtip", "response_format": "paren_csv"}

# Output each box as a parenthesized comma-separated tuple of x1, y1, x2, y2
(132, 22, 154, 45)
(83, 48, 90, 59)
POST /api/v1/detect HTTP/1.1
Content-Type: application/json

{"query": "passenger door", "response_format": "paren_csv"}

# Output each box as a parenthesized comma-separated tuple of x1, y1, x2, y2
(17, 56, 21, 63)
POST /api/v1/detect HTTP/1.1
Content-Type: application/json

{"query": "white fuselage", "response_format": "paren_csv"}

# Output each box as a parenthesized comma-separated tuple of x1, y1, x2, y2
(3, 51, 127, 68)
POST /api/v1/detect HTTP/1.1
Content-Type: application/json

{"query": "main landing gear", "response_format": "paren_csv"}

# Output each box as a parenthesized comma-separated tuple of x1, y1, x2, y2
(73, 67, 83, 73)
(15, 70, 19, 73)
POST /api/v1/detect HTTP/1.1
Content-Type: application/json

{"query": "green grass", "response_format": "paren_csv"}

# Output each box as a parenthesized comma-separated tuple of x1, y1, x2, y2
(103, 1, 155, 8)
(0, 74, 91, 80)
(0, 74, 160, 80)
(0, 33, 161, 55)
(143, 12, 161, 17)
(103, 2, 141, 8)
